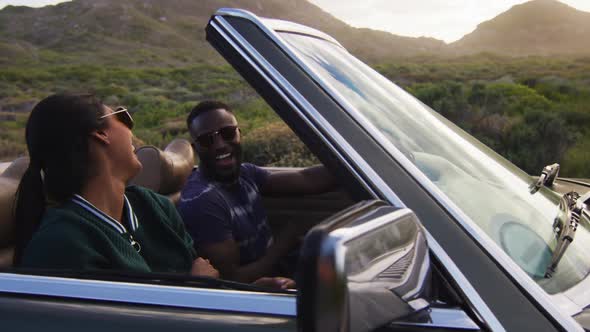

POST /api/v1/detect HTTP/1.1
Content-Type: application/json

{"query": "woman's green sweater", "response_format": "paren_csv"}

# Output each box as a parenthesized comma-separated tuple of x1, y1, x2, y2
(21, 186, 196, 273)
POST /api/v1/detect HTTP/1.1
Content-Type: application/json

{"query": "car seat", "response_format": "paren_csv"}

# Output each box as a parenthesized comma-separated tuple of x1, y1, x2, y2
(129, 138, 195, 204)
(0, 157, 29, 268)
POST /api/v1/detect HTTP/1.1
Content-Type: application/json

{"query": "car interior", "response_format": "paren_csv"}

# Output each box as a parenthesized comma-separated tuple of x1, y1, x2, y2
(0, 65, 470, 321)
(0, 126, 477, 330)
(0, 135, 355, 275)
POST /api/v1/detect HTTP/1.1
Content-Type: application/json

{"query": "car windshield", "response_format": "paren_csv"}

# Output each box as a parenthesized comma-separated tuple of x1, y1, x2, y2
(279, 32, 590, 294)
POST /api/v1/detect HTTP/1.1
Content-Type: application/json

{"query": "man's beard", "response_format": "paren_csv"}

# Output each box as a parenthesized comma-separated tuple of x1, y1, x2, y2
(198, 144, 243, 183)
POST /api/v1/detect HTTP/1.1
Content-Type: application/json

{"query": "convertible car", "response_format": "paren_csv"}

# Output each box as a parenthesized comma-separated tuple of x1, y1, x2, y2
(1, 8, 590, 332)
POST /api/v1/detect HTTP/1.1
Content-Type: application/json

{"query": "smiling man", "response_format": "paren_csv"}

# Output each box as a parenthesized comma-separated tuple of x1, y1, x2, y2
(177, 100, 335, 283)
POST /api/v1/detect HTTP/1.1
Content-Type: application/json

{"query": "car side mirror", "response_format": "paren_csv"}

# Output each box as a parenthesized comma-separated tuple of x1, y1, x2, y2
(296, 200, 431, 332)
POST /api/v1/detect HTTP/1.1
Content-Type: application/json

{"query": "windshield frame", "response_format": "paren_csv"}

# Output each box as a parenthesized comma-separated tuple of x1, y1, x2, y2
(227, 10, 589, 323)
(211, 9, 506, 331)
(277, 28, 590, 298)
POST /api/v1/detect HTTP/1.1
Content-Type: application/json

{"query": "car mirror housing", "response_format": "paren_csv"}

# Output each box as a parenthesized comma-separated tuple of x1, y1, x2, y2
(296, 201, 431, 332)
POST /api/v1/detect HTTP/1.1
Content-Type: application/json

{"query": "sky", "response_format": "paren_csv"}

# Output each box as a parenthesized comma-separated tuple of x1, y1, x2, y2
(0, 0, 67, 9)
(308, 0, 590, 42)
(1, 0, 589, 43)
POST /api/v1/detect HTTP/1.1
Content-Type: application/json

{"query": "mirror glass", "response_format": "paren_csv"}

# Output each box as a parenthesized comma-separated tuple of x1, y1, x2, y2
(297, 202, 431, 332)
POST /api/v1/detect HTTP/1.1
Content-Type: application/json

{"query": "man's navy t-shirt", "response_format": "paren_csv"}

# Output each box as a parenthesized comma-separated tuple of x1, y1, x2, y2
(177, 163, 272, 265)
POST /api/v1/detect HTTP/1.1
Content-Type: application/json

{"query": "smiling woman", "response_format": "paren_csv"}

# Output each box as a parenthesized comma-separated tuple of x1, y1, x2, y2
(11, 93, 219, 278)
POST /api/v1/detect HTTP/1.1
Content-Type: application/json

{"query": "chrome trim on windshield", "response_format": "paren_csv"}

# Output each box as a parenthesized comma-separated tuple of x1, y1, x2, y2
(212, 9, 504, 332)
(216, 9, 343, 48)
(265, 19, 343, 48)
(0, 273, 295, 316)
(211, 9, 584, 332)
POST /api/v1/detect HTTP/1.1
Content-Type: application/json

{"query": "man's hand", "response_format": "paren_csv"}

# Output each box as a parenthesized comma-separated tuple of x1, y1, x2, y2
(191, 257, 220, 278)
(252, 277, 296, 290)
(201, 235, 298, 284)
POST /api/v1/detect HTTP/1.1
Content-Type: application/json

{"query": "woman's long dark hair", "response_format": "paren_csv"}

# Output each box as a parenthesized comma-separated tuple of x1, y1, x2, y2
(14, 94, 105, 265)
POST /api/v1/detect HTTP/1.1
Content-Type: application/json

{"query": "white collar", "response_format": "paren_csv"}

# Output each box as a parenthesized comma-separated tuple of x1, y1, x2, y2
(71, 194, 139, 234)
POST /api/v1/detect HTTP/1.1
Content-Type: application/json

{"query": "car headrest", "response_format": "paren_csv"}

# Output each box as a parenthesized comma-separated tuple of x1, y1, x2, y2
(0, 156, 29, 267)
(1, 157, 29, 180)
(130, 138, 195, 197)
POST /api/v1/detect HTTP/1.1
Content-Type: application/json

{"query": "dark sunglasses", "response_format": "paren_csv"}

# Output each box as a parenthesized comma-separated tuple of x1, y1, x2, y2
(195, 126, 239, 147)
(100, 106, 134, 129)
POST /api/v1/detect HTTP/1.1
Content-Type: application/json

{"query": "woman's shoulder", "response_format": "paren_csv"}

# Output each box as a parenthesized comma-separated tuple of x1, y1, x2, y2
(27, 206, 97, 250)
(37, 205, 98, 233)
(21, 206, 109, 269)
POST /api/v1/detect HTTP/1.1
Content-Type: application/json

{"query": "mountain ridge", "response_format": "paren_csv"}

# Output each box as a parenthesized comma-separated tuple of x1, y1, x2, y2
(451, 0, 590, 56)
(0, 0, 446, 66)
(0, 0, 588, 67)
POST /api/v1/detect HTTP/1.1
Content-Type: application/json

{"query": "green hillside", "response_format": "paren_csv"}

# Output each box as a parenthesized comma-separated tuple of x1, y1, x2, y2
(378, 55, 590, 176)
(1, 0, 590, 177)
(0, 0, 446, 67)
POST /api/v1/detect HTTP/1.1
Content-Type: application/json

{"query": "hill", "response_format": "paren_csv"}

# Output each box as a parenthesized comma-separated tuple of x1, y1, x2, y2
(1, 0, 590, 176)
(0, 0, 445, 67)
(451, 0, 590, 56)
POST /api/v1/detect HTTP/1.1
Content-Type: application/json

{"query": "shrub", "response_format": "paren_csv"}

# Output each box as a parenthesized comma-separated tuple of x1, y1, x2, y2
(242, 122, 318, 167)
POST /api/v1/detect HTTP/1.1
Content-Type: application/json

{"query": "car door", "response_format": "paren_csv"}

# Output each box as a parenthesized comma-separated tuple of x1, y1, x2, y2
(205, 8, 581, 331)
(0, 271, 298, 331)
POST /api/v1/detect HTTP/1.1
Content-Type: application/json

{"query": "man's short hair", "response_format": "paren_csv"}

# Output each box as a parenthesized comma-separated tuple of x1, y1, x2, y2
(186, 100, 232, 130)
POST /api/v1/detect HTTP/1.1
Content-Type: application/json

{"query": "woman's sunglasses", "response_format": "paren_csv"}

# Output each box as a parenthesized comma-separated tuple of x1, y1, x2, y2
(100, 106, 134, 129)
(195, 126, 239, 147)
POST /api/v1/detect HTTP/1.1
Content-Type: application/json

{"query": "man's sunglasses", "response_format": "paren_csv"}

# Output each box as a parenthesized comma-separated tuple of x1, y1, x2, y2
(195, 126, 239, 147)
(100, 106, 134, 129)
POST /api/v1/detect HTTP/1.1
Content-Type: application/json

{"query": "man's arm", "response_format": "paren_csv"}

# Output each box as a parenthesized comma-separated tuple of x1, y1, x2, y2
(261, 165, 336, 196)
(199, 226, 299, 283)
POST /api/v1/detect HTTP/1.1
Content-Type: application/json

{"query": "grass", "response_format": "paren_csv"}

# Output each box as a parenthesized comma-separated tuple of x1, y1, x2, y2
(1, 55, 589, 177)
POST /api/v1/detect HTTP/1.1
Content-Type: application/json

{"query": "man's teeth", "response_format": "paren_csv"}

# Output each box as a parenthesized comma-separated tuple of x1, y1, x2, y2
(216, 153, 231, 160)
